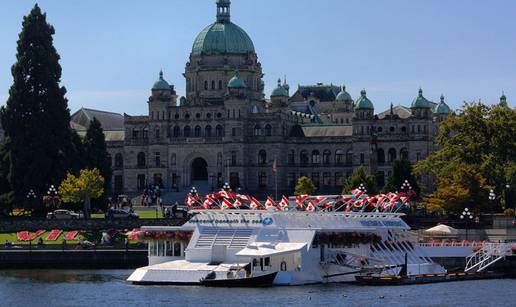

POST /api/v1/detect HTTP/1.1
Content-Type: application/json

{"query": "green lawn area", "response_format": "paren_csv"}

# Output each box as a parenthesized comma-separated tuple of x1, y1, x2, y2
(0, 231, 81, 245)
(91, 210, 163, 219)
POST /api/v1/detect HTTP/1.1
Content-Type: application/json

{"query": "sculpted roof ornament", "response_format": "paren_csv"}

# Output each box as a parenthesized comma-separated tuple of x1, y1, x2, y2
(355, 89, 374, 110)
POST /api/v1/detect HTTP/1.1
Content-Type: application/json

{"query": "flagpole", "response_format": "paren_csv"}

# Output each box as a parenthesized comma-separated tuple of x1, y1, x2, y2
(274, 155, 278, 202)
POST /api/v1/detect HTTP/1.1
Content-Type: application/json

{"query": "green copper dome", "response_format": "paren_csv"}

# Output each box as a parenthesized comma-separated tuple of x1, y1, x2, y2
(271, 79, 289, 97)
(227, 71, 246, 88)
(411, 88, 430, 108)
(336, 85, 352, 102)
(192, 1, 255, 55)
(434, 95, 451, 114)
(152, 71, 170, 91)
(355, 89, 374, 109)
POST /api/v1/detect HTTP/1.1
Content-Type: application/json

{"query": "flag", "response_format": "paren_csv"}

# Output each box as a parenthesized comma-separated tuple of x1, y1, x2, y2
(218, 190, 233, 199)
(400, 196, 409, 204)
(276, 195, 289, 210)
(233, 198, 242, 208)
(305, 200, 316, 212)
(185, 195, 196, 207)
(295, 195, 309, 208)
(265, 197, 275, 210)
(314, 196, 328, 203)
(237, 194, 250, 201)
(272, 159, 277, 173)
(339, 195, 353, 203)
(374, 194, 388, 208)
(351, 189, 364, 199)
(221, 198, 234, 210)
(202, 197, 215, 209)
(250, 197, 260, 210)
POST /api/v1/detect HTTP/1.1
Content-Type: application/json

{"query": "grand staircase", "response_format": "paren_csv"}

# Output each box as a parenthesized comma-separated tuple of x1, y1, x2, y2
(465, 243, 513, 272)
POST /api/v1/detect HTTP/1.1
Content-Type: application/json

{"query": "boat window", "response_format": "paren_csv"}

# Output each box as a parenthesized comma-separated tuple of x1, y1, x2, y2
(264, 257, 270, 266)
(166, 241, 174, 256)
(280, 261, 287, 271)
(174, 242, 181, 256)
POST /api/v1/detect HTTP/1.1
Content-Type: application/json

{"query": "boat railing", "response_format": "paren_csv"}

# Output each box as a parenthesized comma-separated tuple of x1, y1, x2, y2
(418, 241, 488, 248)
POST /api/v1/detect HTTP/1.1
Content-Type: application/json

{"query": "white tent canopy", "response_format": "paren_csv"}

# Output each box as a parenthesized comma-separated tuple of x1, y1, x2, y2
(424, 224, 459, 235)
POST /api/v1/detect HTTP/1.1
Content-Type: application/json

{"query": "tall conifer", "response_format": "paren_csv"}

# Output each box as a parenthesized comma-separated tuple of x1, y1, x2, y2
(84, 118, 112, 196)
(0, 5, 78, 204)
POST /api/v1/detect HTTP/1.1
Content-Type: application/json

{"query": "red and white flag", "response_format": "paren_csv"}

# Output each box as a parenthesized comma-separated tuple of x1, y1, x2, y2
(265, 197, 275, 210)
(351, 189, 364, 199)
(314, 196, 329, 203)
(221, 198, 234, 210)
(185, 195, 196, 207)
(276, 196, 289, 210)
(203, 197, 215, 209)
(305, 200, 317, 212)
(250, 197, 261, 210)
(339, 195, 353, 203)
(295, 195, 309, 208)
(237, 194, 251, 201)
(218, 190, 233, 199)
(233, 198, 242, 208)
(400, 196, 410, 205)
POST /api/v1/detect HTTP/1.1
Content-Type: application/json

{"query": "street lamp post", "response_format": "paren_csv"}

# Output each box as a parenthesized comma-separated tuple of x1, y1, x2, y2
(401, 179, 413, 213)
(505, 184, 511, 210)
(489, 189, 496, 215)
(460, 208, 474, 240)
(223, 182, 230, 192)
(26, 189, 36, 216)
(47, 185, 58, 211)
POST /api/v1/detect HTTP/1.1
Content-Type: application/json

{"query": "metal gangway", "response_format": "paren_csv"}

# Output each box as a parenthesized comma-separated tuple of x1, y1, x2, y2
(465, 243, 513, 273)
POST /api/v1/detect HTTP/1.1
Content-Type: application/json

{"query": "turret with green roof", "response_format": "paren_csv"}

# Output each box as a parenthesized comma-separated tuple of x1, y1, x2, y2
(152, 70, 171, 91)
(271, 78, 289, 97)
(336, 85, 352, 102)
(411, 88, 430, 108)
(434, 95, 451, 114)
(355, 89, 374, 109)
(227, 71, 246, 88)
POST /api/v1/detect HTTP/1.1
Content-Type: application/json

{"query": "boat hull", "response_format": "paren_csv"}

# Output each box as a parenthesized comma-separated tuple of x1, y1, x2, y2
(200, 272, 278, 287)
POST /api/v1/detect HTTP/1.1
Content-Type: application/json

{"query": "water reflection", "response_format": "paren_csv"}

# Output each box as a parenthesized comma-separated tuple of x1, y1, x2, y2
(0, 270, 125, 283)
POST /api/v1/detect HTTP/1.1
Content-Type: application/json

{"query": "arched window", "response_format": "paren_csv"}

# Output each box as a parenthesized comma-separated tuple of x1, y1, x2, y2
(170, 153, 176, 166)
(377, 148, 385, 164)
(346, 150, 353, 165)
(288, 150, 295, 165)
(336, 150, 345, 165)
(205, 125, 212, 137)
(137, 152, 146, 168)
(254, 125, 262, 136)
(323, 150, 331, 164)
(218, 80, 223, 90)
(115, 153, 123, 168)
(388, 148, 397, 162)
(259, 172, 267, 187)
(184, 126, 191, 138)
(204, 81, 208, 90)
(258, 150, 267, 165)
(173, 126, 180, 137)
(194, 125, 202, 137)
(312, 150, 320, 164)
(400, 148, 409, 160)
(265, 124, 272, 136)
(215, 125, 224, 137)
(280, 261, 287, 271)
(211, 80, 215, 90)
(300, 150, 309, 165)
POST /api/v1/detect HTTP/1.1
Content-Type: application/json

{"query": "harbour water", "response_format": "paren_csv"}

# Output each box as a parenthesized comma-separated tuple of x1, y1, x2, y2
(1, 270, 515, 307)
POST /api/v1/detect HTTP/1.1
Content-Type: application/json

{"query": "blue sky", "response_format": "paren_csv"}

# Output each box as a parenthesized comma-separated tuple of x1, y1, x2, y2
(0, 0, 514, 115)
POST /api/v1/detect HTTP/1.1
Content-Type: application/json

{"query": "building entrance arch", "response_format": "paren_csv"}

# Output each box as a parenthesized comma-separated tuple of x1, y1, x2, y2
(191, 157, 208, 181)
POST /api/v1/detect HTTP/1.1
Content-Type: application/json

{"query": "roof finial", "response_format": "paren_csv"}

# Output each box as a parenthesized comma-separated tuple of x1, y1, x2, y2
(418, 87, 423, 97)
(159, 70, 164, 80)
(216, 0, 231, 23)
(440, 94, 445, 103)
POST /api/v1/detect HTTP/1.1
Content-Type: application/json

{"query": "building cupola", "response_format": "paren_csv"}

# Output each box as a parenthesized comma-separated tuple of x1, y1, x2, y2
(271, 78, 289, 98)
(500, 91, 508, 107)
(152, 70, 171, 92)
(216, 0, 231, 23)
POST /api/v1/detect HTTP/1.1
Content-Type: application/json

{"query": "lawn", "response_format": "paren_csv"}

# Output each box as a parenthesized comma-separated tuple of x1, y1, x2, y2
(0, 231, 81, 245)
(91, 210, 163, 219)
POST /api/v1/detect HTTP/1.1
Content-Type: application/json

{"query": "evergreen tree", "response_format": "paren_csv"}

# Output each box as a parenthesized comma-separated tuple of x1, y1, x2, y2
(342, 166, 378, 195)
(382, 160, 420, 196)
(0, 5, 78, 205)
(294, 176, 316, 196)
(84, 118, 112, 197)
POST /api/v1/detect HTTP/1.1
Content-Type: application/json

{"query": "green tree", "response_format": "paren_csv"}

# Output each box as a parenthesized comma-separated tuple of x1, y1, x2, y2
(0, 5, 80, 206)
(58, 168, 104, 219)
(342, 166, 378, 195)
(382, 160, 420, 196)
(416, 102, 515, 212)
(84, 118, 112, 198)
(295, 176, 316, 196)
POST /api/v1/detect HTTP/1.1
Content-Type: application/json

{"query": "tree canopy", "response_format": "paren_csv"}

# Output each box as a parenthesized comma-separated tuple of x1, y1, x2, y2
(294, 176, 316, 196)
(0, 4, 79, 205)
(342, 166, 378, 195)
(84, 117, 112, 196)
(59, 168, 104, 218)
(382, 159, 420, 196)
(416, 102, 515, 213)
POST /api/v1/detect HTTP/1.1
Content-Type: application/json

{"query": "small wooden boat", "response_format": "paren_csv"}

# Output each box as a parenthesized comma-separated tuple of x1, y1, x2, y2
(200, 272, 278, 287)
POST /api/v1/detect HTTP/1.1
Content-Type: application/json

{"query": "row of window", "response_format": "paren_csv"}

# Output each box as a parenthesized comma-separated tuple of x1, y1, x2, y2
(150, 111, 224, 121)
(132, 125, 225, 140)
(355, 124, 429, 135)
(258, 172, 352, 188)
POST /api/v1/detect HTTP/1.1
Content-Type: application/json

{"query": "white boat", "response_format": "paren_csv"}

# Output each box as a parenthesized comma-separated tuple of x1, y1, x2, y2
(127, 209, 447, 285)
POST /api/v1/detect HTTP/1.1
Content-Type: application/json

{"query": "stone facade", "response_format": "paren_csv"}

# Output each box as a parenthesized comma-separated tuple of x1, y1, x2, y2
(92, 1, 453, 199)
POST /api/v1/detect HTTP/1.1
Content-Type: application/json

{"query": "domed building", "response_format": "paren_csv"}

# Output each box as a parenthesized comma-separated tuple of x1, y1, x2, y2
(103, 1, 457, 199)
